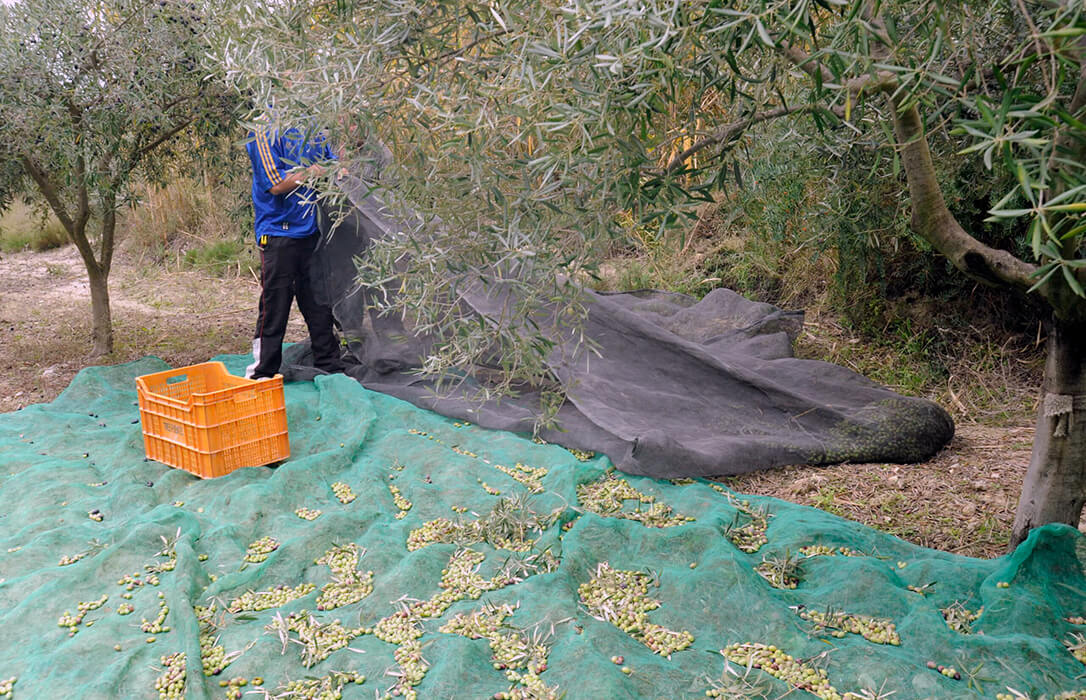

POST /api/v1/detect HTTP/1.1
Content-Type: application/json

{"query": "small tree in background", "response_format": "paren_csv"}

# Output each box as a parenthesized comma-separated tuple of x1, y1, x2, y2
(217, 0, 1084, 547)
(0, 0, 238, 356)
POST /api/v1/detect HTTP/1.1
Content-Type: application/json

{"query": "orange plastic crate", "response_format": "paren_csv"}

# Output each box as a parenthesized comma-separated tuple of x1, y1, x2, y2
(136, 362, 290, 478)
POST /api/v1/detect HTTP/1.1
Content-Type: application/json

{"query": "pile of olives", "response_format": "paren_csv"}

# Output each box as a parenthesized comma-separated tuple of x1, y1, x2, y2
(140, 595, 171, 634)
(243, 537, 279, 564)
(154, 652, 185, 699)
(722, 498, 771, 554)
(799, 545, 862, 558)
(941, 603, 982, 633)
(579, 563, 693, 657)
(389, 483, 412, 519)
(721, 643, 842, 700)
(58, 551, 90, 566)
(492, 668, 560, 700)
(407, 517, 462, 551)
(194, 605, 233, 677)
(274, 611, 367, 667)
(440, 604, 515, 639)
(218, 676, 263, 700)
(577, 472, 692, 529)
(280, 671, 364, 700)
(391, 640, 428, 699)
(228, 583, 317, 613)
(493, 462, 546, 495)
(331, 482, 356, 504)
(315, 544, 374, 610)
(756, 560, 799, 589)
(796, 608, 900, 645)
(57, 594, 108, 636)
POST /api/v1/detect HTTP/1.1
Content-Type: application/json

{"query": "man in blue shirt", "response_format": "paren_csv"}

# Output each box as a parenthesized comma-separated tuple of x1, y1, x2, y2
(244, 122, 343, 379)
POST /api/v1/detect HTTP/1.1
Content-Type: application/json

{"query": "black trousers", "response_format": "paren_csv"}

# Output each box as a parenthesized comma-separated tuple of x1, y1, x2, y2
(247, 234, 343, 379)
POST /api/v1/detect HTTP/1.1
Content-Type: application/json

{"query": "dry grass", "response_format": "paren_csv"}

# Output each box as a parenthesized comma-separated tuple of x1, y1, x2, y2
(120, 178, 257, 277)
(0, 244, 304, 413)
(599, 203, 1047, 559)
(0, 201, 1054, 558)
(796, 308, 1042, 425)
(0, 200, 69, 253)
(722, 423, 1032, 559)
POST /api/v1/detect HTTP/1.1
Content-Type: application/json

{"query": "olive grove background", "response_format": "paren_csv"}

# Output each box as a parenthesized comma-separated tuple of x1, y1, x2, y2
(212, 0, 1085, 546)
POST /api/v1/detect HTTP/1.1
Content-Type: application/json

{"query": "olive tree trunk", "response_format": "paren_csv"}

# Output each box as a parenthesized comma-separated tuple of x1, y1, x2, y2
(781, 7, 1086, 550)
(20, 156, 117, 357)
(69, 217, 114, 358)
(1010, 320, 1086, 547)
(85, 259, 113, 357)
(70, 205, 117, 358)
(881, 100, 1085, 550)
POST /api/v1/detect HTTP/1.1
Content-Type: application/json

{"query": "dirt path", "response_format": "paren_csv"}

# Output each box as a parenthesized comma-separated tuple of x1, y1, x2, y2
(723, 422, 1033, 558)
(0, 244, 1036, 557)
(0, 244, 304, 412)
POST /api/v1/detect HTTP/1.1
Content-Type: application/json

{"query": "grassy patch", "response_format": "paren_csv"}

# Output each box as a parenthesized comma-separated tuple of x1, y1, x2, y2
(795, 317, 946, 397)
(812, 485, 847, 517)
(119, 177, 255, 277)
(0, 201, 68, 252)
(183, 239, 250, 276)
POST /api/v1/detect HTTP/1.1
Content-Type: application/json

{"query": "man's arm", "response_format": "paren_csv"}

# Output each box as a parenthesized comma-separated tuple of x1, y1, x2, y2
(268, 163, 324, 195)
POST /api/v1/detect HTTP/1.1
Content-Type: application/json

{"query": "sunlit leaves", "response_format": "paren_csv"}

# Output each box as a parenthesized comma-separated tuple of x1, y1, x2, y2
(209, 0, 1086, 408)
(0, 0, 237, 210)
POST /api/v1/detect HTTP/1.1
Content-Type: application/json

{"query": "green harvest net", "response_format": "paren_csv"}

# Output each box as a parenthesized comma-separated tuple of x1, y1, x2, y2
(1, 355, 1085, 700)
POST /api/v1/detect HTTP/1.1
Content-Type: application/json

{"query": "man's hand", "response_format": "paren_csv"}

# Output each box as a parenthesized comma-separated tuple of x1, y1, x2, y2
(268, 163, 325, 196)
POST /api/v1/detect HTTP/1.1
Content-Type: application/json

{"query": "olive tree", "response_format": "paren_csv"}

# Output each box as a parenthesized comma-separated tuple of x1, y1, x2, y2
(216, 0, 1085, 546)
(0, 0, 237, 356)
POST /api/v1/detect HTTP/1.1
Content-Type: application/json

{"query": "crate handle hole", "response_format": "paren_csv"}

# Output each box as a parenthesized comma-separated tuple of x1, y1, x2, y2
(167, 374, 188, 385)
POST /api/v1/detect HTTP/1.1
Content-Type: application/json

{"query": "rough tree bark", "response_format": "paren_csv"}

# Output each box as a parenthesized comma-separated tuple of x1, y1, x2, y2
(888, 99, 1086, 547)
(1011, 321, 1086, 545)
(779, 27, 1086, 546)
(20, 154, 116, 357)
(85, 255, 113, 357)
(65, 214, 115, 358)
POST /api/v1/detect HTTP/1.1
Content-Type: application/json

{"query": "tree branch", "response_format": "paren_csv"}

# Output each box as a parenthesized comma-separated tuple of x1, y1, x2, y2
(74, 0, 157, 79)
(74, 154, 90, 233)
(19, 155, 75, 236)
(890, 100, 1039, 292)
(374, 29, 510, 90)
(128, 116, 196, 168)
(20, 153, 102, 275)
(779, 42, 834, 85)
(159, 91, 202, 114)
(779, 41, 897, 97)
(657, 104, 821, 176)
(779, 16, 1043, 296)
(101, 199, 117, 275)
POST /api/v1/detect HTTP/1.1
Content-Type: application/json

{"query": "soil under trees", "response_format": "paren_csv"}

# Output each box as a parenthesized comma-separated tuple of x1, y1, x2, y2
(0, 244, 1041, 558)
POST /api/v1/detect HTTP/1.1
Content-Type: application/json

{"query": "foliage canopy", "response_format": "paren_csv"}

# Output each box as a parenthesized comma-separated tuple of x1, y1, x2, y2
(0, 0, 239, 354)
(215, 0, 1085, 382)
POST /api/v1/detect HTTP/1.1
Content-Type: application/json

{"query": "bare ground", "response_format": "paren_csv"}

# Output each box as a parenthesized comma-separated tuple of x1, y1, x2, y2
(0, 244, 305, 412)
(0, 244, 1035, 558)
(721, 422, 1032, 559)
